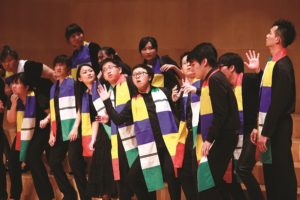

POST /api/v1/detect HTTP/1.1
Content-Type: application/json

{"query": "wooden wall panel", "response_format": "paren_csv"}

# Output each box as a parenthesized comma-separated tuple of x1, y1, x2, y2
(1, 0, 300, 111)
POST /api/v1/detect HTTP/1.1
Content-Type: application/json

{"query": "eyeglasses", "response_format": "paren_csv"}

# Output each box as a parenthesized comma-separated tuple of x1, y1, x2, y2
(102, 65, 117, 73)
(132, 71, 148, 78)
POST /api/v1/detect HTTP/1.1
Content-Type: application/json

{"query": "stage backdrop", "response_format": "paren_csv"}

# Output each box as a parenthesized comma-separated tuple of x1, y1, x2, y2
(1, 0, 299, 112)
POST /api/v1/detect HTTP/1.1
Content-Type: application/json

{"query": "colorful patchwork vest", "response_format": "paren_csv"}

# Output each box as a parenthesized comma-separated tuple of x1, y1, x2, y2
(109, 76, 138, 180)
(132, 87, 179, 192)
(16, 91, 36, 161)
(258, 49, 287, 164)
(81, 81, 110, 157)
(151, 57, 164, 87)
(71, 41, 92, 79)
(174, 79, 202, 168)
(50, 77, 76, 141)
(197, 69, 219, 192)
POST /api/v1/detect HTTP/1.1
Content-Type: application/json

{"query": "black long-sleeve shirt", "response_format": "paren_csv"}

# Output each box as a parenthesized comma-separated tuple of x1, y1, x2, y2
(103, 87, 174, 150)
(206, 69, 240, 143)
(261, 56, 295, 138)
(242, 72, 262, 136)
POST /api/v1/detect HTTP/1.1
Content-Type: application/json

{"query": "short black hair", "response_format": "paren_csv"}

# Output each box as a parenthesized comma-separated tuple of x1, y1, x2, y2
(187, 42, 218, 68)
(65, 23, 84, 40)
(0, 45, 19, 61)
(53, 54, 71, 70)
(273, 19, 296, 47)
(10, 73, 32, 90)
(132, 64, 154, 82)
(99, 58, 121, 71)
(218, 52, 244, 74)
(101, 47, 117, 57)
(138, 36, 158, 52)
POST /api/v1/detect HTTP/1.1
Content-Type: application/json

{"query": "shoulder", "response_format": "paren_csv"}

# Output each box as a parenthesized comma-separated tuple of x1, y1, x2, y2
(24, 60, 43, 68)
(275, 56, 293, 73)
(88, 42, 101, 50)
(160, 55, 178, 66)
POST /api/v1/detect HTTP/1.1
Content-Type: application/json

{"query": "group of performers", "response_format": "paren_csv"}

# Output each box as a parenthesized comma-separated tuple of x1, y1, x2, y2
(0, 18, 297, 200)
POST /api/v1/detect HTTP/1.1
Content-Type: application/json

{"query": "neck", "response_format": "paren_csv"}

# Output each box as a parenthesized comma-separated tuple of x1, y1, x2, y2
(186, 76, 195, 83)
(12, 61, 19, 74)
(202, 66, 213, 81)
(269, 45, 283, 57)
(58, 76, 67, 84)
(86, 83, 93, 92)
(111, 74, 124, 87)
(230, 72, 239, 87)
(138, 85, 151, 94)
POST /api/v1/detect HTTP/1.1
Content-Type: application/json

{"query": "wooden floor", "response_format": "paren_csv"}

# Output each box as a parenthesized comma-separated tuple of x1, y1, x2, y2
(3, 114, 300, 200)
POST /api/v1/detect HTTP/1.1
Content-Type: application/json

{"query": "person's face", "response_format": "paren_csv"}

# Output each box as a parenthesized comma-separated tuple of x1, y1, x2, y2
(132, 67, 151, 92)
(78, 65, 95, 85)
(12, 81, 28, 96)
(181, 55, 195, 78)
(266, 26, 280, 47)
(68, 32, 84, 49)
(140, 42, 157, 62)
(54, 63, 69, 79)
(98, 50, 111, 63)
(102, 62, 122, 84)
(1, 55, 18, 72)
(190, 60, 206, 80)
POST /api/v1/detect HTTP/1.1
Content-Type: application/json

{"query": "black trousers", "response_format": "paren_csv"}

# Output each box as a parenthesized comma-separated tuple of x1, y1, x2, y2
(8, 139, 22, 200)
(8, 129, 54, 200)
(116, 134, 134, 200)
(26, 127, 54, 200)
(235, 133, 263, 200)
(178, 137, 198, 200)
(263, 116, 297, 200)
(67, 138, 90, 200)
(0, 127, 8, 200)
(128, 145, 181, 200)
(48, 139, 77, 200)
(198, 132, 238, 200)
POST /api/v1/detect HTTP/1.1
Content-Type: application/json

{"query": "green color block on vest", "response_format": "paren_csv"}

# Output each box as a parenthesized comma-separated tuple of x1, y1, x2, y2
(143, 165, 164, 192)
(197, 161, 215, 192)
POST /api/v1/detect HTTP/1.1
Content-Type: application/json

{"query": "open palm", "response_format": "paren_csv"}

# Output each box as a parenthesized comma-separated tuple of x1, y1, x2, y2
(244, 50, 260, 72)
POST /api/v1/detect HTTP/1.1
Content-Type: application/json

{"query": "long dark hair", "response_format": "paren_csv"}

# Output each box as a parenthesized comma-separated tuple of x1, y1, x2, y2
(75, 64, 95, 110)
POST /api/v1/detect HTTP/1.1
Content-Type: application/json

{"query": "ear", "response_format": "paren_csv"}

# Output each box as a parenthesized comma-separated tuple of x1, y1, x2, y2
(229, 65, 235, 72)
(201, 58, 208, 67)
(275, 35, 281, 45)
(118, 67, 122, 74)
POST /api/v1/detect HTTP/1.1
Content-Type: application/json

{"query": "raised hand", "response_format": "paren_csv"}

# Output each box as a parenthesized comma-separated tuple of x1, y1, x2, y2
(10, 94, 19, 106)
(171, 85, 183, 102)
(181, 78, 196, 94)
(160, 64, 176, 72)
(244, 50, 260, 73)
(97, 84, 111, 101)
